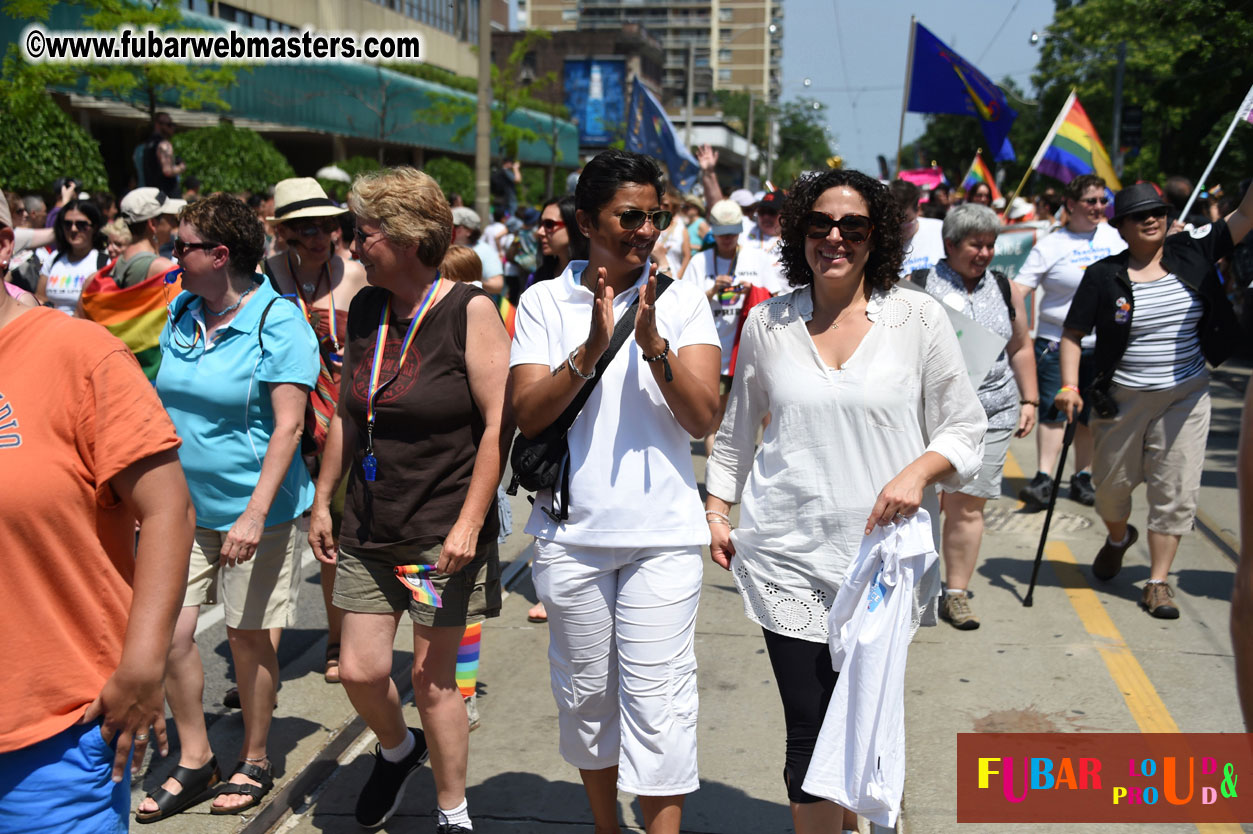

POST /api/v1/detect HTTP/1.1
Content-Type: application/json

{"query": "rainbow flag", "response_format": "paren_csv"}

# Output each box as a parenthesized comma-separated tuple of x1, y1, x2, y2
(1030, 91, 1121, 190)
(961, 152, 1002, 203)
(497, 295, 516, 338)
(456, 622, 481, 698)
(394, 564, 443, 608)
(77, 261, 182, 380)
(1239, 82, 1253, 125)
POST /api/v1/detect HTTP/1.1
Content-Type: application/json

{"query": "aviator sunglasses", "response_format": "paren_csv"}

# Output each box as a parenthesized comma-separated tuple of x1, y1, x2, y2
(616, 209, 673, 231)
(804, 210, 874, 244)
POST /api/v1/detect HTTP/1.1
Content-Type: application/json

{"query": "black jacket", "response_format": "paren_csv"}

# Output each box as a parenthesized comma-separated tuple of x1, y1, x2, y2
(1064, 219, 1243, 393)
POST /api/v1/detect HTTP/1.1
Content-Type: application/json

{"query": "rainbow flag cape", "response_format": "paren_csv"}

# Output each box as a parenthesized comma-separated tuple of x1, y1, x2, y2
(497, 295, 516, 338)
(78, 261, 182, 380)
(961, 152, 1002, 202)
(1030, 91, 1121, 190)
(394, 564, 443, 608)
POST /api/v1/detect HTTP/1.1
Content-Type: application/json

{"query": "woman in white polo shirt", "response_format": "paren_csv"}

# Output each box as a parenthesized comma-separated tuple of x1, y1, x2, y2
(510, 149, 721, 834)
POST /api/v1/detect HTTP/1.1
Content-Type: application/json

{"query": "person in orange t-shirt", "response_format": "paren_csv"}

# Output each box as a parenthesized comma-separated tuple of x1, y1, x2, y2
(0, 211, 195, 834)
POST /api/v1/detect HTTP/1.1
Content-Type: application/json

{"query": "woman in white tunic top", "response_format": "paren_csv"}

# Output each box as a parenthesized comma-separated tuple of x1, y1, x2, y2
(704, 169, 986, 834)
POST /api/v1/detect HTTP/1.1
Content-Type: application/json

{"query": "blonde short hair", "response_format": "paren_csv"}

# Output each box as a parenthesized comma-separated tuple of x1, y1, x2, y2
(102, 218, 132, 246)
(348, 166, 451, 268)
(440, 244, 482, 284)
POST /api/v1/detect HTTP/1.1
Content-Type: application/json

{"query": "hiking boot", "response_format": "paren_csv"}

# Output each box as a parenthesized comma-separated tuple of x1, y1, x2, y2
(355, 728, 430, 829)
(1141, 582, 1180, 619)
(940, 590, 980, 630)
(465, 695, 481, 733)
(1070, 471, 1096, 506)
(1018, 472, 1053, 512)
(1092, 525, 1139, 581)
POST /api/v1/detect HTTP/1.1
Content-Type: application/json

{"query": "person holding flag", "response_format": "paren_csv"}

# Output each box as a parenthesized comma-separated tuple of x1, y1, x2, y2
(307, 167, 512, 832)
(1013, 175, 1126, 511)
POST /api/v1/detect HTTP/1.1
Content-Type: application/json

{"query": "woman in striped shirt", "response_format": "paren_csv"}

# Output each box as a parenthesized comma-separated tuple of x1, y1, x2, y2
(1056, 181, 1253, 619)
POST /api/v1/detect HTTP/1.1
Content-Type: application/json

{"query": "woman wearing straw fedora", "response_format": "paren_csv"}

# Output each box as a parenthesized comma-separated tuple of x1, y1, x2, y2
(1056, 180, 1253, 619)
(264, 178, 369, 684)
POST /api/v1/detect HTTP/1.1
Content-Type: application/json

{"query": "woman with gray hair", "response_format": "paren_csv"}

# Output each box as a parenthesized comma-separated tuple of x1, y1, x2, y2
(915, 203, 1037, 629)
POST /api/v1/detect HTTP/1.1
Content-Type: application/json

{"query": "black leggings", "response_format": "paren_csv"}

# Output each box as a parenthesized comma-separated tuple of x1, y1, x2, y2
(762, 627, 839, 804)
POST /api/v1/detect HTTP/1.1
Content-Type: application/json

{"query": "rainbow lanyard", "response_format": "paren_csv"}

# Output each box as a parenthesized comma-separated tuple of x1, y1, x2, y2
(288, 254, 339, 358)
(361, 275, 442, 481)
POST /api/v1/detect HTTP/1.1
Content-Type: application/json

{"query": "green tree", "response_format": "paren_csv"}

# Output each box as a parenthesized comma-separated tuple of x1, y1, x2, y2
(2, 0, 236, 120)
(0, 91, 108, 192)
(423, 30, 561, 162)
(172, 122, 293, 194)
(423, 157, 475, 202)
(1031, 0, 1253, 189)
(773, 98, 836, 186)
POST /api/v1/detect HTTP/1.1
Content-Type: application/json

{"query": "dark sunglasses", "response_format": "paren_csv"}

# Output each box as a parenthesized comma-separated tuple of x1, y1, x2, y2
(1126, 207, 1168, 223)
(756, 206, 780, 216)
(293, 220, 338, 237)
(539, 219, 566, 232)
(173, 239, 221, 257)
(1080, 196, 1110, 207)
(65, 220, 94, 231)
(804, 211, 874, 243)
(616, 209, 673, 231)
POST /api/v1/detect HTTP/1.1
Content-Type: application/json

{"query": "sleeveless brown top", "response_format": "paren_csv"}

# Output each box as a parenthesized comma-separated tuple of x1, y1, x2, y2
(339, 282, 498, 563)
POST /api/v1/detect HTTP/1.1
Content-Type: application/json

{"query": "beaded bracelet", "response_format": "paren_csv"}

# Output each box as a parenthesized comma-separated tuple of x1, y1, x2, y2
(705, 510, 732, 526)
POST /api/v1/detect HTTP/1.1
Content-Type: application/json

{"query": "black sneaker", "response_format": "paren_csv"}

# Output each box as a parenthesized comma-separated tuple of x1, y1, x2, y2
(355, 728, 430, 829)
(1018, 471, 1053, 512)
(1070, 471, 1096, 506)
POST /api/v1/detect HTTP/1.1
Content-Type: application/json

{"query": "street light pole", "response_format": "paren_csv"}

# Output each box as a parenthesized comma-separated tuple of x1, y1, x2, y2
(742, 89, 755, 187)
(475, 0, 492, 221)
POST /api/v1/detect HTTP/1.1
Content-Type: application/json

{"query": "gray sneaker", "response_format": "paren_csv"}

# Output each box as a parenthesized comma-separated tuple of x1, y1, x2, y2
(940, 590, 980, 630)
(465, 695, 480, 733)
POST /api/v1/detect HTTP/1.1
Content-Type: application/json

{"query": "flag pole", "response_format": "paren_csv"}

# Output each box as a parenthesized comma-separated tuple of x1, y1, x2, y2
(894, 16, 917, 176)
(1005, 89, 1076, 214)
(1179, 83, 1253, 221)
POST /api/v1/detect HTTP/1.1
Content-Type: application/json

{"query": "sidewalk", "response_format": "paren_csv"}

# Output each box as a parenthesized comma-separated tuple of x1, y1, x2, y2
(130, 372, 1250, 834)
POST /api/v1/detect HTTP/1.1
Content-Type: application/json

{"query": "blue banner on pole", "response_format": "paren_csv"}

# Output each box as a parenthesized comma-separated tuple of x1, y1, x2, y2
(907, 22, 1017, 161)
(625, 77, 701, 191)
(564, 58, 626, 147)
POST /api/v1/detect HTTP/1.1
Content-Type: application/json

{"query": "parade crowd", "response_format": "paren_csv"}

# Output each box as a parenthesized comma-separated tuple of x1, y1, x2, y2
(2, 109, 1253, 834)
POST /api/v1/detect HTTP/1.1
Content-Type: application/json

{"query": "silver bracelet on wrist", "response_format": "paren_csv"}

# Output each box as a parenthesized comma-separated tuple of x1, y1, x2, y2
(567, 348, 595, 380)
(705, 510, 732, 526)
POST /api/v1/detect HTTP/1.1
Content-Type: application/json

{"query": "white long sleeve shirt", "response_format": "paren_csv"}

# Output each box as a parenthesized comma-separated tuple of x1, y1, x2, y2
(705, 285, 986, 642)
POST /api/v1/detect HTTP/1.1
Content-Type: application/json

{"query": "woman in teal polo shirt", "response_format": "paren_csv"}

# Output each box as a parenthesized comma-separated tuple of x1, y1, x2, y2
(136, 193, 319, 822)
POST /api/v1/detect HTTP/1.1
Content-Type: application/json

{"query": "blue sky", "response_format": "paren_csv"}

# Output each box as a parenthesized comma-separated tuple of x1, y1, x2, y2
(780, 0, 1057, 173)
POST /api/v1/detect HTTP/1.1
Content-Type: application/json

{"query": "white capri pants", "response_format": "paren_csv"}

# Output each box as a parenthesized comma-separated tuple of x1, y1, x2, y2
(532, 540, 703, 796)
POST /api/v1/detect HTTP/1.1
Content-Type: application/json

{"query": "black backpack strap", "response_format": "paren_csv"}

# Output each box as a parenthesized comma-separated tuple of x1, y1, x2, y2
(546, 272, 674, 439)
(991, 268, 1016, 321)
(910, 268, 930, 288)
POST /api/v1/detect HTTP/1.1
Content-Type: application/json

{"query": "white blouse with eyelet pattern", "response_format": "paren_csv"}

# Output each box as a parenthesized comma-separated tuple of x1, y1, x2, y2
(705, 284, 987, 642)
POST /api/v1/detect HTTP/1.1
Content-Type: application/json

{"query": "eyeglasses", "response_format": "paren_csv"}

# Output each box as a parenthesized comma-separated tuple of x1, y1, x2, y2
(65, 220, 94, 232)
(1127, 207, 1168, 223)
(803, 211, 874, 244)
(173, 239, 221, 257)
(615, 209, 673, 231)
(539, 219, 565, 232)
(293, 220, 338, 237)
(1080, 196, 1110, 207)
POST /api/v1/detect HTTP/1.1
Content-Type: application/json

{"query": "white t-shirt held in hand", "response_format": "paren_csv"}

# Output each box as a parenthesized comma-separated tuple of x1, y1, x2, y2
(1014, 223, 1126, 347)
(509, 260, 720, 548)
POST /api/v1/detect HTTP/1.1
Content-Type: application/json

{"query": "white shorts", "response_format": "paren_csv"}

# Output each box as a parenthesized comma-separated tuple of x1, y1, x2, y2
(532, 540, 703, 796)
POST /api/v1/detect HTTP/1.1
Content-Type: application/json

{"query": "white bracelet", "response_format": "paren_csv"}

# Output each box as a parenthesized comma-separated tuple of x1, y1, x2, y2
(567, 348, 595, 380)
(705, 510, 732, 526)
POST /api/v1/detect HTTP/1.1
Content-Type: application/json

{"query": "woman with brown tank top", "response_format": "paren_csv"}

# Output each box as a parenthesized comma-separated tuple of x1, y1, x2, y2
(308, 167, 512, 832)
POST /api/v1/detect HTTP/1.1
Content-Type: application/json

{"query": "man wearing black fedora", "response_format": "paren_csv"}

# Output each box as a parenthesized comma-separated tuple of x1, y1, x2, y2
(1054, 180, 1253, 619)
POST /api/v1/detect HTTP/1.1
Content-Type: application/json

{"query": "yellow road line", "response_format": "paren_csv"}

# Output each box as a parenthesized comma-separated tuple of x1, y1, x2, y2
(1003, 449, 1240, 834)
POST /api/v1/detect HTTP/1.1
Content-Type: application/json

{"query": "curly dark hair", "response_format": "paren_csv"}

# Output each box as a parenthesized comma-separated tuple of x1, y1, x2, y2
(778, 169, 905, 294)
(53, 198, 106, 255)
(180, 192, 265, 278)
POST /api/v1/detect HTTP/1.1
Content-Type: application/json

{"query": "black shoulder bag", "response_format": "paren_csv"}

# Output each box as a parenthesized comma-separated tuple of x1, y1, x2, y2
(507, 274, 673, 522)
